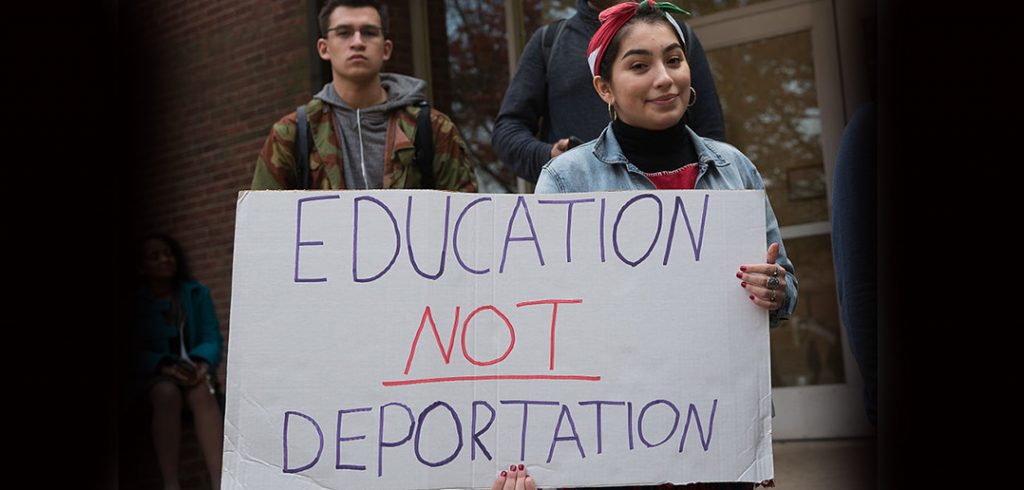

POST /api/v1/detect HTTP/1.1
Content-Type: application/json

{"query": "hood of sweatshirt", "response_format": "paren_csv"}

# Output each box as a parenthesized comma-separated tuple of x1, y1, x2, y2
(315, 72, 427, 116)
(313, 73, 428, 188)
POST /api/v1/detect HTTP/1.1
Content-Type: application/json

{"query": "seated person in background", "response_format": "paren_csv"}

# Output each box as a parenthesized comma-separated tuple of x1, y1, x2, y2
(137, 232, 224, 490)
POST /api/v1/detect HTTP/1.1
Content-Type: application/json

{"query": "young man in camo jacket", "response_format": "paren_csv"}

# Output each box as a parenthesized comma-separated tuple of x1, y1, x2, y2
(252, 0, 477, 192)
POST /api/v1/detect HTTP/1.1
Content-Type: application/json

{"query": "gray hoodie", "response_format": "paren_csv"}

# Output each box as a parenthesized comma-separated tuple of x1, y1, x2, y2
(314, 73, 428, 189)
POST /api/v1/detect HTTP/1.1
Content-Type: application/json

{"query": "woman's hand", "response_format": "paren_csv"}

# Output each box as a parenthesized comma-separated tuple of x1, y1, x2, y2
(160, 362, 193, 384)
(159, 360, 209, 386)
(737, 242, 787, 311)
(188, 361, 210, 386)
(550, 138, 570, 158)
(492, 463, 536, 490)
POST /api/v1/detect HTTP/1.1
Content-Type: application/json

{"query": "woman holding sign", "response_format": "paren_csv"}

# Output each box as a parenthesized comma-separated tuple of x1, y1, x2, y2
(535, 0, 796, 327)
(525, 1, 794, 487)
(137, 233, 225, 490)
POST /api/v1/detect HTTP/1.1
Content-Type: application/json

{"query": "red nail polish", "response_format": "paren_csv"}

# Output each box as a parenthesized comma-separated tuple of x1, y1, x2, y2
(510, 465, 516, 471)
(749, 295, 755, 301)
(518, 464, 525, 471)
(501, 471, 507, 477)
(736, 272, 742, 279)
(741, 282, 747, 288)
(740, 266, 747, 271)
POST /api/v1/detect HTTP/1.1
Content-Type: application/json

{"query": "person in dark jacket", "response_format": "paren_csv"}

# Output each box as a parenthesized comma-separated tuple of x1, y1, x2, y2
(492, 0, 725, 183)
(831, 103, 877, 426)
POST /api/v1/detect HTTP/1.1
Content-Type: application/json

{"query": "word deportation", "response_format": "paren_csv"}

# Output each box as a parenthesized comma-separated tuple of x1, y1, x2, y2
(293, 192, 712, 283)
(282, 397, 719, 477)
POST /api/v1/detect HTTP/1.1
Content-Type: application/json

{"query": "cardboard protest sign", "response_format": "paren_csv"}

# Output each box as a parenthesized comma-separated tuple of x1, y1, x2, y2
(223, 190, 773, 489)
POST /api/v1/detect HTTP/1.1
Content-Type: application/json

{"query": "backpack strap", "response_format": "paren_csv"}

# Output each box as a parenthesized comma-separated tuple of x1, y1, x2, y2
(413, 100, 435, 189)
(294, 105, 312, 190)
(542, 18, 568, 74)
(538, 18, 568, 141)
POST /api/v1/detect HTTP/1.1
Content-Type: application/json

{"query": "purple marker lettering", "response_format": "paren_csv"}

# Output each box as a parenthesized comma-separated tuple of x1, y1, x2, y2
(336, 407, 371, 470)
(472, 401, 496, 461)
(613, 194, 663, 267)
(406, 195, 450, 280)
(295, 195, 340, 283)
(678, 399, 718, 452)
(537, 198, 595, 263)
(283, 411, 324, 474)
(500, 400, 560, 461)
(546, 404, 585, 463)
(600, 198, 606, 262)
(414, 401, 463, 467)
(353, 196, 401, 283)
(578, 401, 625, 454)
(627, 401, 634, 450)
(499, 196, 545, 274)
(453, 197, 492, 274)
(377, 402, 414, 477)
(663, 193, 710, 265)
(637, 399, 680, 448)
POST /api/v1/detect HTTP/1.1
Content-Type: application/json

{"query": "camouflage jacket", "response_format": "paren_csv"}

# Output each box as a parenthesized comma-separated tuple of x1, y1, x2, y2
(252, 98, 477, 192)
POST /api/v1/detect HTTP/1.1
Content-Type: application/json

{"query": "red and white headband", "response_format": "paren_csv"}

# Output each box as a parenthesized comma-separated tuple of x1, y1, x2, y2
(586, 1, 690, 77)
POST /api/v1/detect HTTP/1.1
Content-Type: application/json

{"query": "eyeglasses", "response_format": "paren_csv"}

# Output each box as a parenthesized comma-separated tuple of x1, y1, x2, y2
(325, 25, 384, 41)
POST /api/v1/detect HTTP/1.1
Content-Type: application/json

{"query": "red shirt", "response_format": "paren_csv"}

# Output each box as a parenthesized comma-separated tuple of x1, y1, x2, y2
(643, 163, 699, 190)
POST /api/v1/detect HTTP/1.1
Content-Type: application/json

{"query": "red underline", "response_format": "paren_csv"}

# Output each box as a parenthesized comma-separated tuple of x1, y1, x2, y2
(382, 374, 602, 387)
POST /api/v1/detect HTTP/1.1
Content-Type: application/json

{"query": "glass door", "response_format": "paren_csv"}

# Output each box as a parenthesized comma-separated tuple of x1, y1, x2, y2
(691, 0, 874, 439)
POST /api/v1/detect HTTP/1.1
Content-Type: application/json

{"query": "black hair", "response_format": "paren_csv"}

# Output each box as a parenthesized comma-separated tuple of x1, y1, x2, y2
(597, 2, 688, 82)
(139, 232, 193, 286)
(319, 0, 390, 39)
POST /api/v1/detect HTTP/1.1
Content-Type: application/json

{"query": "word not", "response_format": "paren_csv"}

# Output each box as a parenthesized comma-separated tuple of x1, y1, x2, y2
(397, 298, 584, 380)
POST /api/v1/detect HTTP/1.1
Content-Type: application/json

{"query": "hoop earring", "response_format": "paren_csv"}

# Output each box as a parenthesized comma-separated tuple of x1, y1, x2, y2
(688, 87, 697, 107)
(608, 103, 617, 121)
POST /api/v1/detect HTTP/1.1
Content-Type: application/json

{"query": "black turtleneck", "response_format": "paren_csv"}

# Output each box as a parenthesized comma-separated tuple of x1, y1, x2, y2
(578, 0, 601, 26)
(612, 118, 698, 173)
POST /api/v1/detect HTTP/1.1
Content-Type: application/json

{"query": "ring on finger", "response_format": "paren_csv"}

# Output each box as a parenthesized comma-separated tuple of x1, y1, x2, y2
(767, 276, 780, 290)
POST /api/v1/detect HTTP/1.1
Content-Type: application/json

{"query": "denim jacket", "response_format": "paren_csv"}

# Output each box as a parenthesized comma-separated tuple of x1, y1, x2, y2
(536, 124, 798, 326)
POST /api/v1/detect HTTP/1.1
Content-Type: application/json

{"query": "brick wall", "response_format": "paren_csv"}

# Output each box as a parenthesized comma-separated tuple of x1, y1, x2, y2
(127, 0, 310, 376)
(123, 0, 311, 487)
